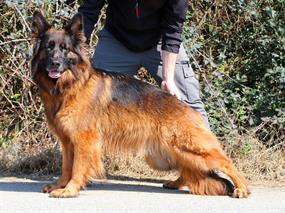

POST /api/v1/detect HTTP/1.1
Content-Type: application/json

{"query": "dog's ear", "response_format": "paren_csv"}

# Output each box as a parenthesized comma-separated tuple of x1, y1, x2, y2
(65, 13, 86, 43)
(31, 11, 51, 79)
(31, 10, 51, 39)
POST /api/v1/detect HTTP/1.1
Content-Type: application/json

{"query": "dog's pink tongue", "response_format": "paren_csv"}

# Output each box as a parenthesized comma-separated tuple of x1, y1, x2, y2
(48, 70, 61, 79)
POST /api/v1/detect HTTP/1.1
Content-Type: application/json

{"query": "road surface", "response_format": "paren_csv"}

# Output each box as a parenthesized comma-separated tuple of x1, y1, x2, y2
(0, 177, 284, 213)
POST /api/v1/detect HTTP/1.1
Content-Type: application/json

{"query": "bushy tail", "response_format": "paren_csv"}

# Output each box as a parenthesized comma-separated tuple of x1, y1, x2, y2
(183, 170, 229, 195)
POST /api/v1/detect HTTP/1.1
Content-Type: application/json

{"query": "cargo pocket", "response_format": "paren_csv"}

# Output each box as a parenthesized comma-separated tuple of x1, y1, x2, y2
(182, 63, 201, 104)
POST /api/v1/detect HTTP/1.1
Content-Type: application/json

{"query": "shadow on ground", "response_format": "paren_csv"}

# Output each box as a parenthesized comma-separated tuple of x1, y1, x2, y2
(0, 178, 188, 195)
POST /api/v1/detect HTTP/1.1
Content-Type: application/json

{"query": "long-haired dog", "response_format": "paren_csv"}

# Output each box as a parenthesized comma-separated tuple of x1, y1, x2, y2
(31, 11, 249, 198)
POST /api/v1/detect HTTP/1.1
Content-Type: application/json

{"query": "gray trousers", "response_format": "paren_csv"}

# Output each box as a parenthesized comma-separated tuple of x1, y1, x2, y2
(92, 28, 210, 128)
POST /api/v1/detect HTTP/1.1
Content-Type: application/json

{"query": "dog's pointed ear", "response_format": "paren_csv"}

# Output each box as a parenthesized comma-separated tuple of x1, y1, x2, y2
(31, 10, 51, 38)
(65, 13, 86, 43)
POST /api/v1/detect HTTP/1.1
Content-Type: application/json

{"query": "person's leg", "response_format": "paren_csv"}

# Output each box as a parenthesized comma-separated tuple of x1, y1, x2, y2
(92, 28, 141, 76)
(142, 43, 210, 129)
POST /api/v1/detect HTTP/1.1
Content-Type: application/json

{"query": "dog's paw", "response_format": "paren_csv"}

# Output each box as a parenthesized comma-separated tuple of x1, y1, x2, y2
(42, 183, 61, 193)
(49, 187, 79, 198)
(232, 187, 249, 198)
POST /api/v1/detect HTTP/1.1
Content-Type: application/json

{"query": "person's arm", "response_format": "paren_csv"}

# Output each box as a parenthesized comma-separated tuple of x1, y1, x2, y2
(160, 0, 189, 99)
(78, 0, 106, 41)
(161, 51, 181, 100)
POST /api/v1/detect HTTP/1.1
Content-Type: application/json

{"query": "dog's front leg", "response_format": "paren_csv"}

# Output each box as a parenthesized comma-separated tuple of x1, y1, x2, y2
(49, 131, 103, 198)
(42, 140, 74, 193)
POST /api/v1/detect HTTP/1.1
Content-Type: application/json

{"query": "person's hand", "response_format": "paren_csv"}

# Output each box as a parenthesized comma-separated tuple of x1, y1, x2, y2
(161, 79, 181, 100)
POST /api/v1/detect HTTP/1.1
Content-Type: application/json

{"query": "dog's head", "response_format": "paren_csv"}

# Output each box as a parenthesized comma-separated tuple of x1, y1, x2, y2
(31, 11, 87, 93)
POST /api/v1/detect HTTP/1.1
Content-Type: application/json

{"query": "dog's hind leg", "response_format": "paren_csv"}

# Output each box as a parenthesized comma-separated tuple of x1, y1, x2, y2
(42, 138, 74, 193)
(194, 144, 250, 198)
(185, 151, 249, 197)
(49, 132, 104, 198)
(171, 129, 249, 198)
(204, 151, 250, 198)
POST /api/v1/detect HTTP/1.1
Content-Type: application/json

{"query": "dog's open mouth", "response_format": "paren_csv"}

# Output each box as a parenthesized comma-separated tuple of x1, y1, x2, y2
(48, 70, 61, 79)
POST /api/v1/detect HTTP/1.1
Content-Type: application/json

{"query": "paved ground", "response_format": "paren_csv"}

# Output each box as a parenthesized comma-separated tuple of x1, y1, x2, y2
(0, 177, 285, 213)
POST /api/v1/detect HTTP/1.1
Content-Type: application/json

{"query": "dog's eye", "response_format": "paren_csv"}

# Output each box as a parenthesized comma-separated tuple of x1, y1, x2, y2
(60, 43, 67, 50)
(47, 41, 55, 50)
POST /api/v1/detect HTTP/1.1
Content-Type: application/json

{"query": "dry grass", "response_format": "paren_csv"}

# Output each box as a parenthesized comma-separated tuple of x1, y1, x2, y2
(224, 135, 285, 185)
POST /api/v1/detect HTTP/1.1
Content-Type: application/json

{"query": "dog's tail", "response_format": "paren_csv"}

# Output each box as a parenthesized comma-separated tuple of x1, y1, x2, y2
(182, 169, 233, 195)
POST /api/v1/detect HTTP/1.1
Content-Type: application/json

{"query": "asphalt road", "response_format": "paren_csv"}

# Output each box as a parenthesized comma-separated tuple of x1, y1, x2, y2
(0, 177, 284, 213)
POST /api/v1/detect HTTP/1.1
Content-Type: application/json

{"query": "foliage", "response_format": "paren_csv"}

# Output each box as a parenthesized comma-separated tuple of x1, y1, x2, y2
(184, 0, 285, 146)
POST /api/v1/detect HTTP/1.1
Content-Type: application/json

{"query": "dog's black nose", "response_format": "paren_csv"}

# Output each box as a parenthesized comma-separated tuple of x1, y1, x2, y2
(52, 61, 60, 67)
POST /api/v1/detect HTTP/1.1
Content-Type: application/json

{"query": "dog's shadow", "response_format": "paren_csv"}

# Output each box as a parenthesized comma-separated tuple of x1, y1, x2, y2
(0, 176, 188, 195)
(88, 176, 188, 194)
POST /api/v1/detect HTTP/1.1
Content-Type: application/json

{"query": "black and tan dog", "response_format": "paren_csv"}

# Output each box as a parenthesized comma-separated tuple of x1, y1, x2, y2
(31, 11, 249, 198)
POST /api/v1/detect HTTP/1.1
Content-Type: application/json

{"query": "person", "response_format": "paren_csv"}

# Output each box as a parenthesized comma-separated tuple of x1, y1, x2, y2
(78, 0, 210, 128)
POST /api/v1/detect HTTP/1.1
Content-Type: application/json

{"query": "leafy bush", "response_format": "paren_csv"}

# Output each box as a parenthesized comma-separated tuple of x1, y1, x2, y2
(184, 0, 285, 146)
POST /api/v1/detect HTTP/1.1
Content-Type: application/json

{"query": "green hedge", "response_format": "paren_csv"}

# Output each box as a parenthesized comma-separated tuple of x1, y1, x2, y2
(184, 0, 284, 144)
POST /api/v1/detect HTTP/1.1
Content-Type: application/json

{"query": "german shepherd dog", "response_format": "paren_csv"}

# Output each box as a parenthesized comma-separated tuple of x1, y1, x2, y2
(31, 11, 249, 198)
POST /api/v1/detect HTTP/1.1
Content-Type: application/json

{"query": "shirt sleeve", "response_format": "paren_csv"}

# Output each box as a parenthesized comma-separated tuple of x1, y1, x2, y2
(160, 0, 189, 53)
(78, 0, 106, 40)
